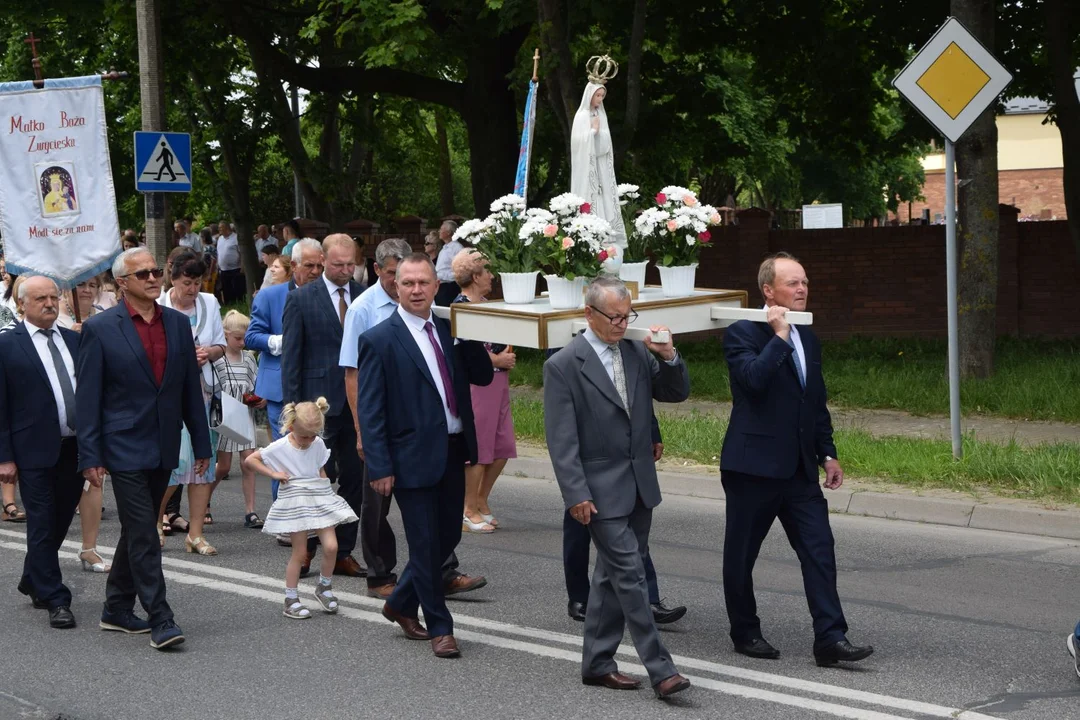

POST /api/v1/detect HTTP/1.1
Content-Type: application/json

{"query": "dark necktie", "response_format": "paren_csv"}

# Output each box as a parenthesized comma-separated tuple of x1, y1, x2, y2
(42, 329, 77, 429)
(786, 334, 806, 388)
(423, 321, 459, 418)
(337, 288, 347, 325)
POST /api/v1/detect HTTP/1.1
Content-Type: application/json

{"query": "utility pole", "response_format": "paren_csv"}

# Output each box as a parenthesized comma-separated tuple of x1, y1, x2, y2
(291, 84, 303, 219)
(136, 0, 168, 265)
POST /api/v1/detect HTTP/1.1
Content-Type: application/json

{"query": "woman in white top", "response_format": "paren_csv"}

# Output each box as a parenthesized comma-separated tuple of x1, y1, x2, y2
(156, 249, 227, 556)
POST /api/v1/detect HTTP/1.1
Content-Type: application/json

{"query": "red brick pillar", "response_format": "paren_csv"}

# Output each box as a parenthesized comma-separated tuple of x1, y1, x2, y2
(734, 208, 772, 299)
(996, 204, 1020, 336)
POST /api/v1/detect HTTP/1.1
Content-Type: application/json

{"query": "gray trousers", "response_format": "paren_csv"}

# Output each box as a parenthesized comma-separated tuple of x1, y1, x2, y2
(582, 501, 677, 685)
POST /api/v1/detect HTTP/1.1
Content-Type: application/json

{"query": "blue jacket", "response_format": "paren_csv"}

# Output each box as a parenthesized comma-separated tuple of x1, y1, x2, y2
(720, 320, 837, 481)
(280, 278, 363, 416)
(76, 303, 212, 473)
(0, 323, 80, 469)
(245, 280, 294, 403)
(356, 311, 494, 489)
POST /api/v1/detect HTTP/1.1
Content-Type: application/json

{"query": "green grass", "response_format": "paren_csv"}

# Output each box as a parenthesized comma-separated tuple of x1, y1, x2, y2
(511, 397, 1080, 504)
(510, 336, 1080, 422)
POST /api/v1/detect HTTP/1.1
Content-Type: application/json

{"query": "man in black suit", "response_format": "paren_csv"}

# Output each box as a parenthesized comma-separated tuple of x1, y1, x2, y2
(0, 276, 82, 629)
(78, 248, 212, 649)
(720, 252, 872, 667)
(281, 233, 366, 577)
(356, 253, 493, 659)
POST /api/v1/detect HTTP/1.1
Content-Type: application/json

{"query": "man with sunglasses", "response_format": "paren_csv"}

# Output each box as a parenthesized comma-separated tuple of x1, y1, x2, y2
(76, 247, 212, 650)
(543, 276, 691, 699)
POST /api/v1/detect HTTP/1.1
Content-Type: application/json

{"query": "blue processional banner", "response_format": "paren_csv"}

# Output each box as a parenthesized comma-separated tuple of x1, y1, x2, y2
(513, 80, 539, 199)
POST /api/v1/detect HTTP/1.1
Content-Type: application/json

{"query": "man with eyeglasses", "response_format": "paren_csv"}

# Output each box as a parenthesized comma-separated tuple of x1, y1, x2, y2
(76, 247, 212, 650)
(543, 275, 691, 699)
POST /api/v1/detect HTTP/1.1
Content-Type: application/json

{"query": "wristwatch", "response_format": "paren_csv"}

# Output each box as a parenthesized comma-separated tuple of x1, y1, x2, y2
(822, 455, 835, 465)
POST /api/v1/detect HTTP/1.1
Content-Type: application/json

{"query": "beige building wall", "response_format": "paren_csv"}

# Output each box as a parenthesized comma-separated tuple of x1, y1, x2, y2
(921, 112, 1064, 173)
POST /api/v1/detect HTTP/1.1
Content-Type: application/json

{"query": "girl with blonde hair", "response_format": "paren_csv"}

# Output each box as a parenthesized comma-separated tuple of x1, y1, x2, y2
(244, 397, 358, 619)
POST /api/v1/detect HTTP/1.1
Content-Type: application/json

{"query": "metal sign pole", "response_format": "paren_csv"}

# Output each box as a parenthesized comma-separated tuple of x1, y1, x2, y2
(944, 138, 962, 459)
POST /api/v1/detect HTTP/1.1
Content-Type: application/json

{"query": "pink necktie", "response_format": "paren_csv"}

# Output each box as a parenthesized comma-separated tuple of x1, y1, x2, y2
(423, 321, 459, 417)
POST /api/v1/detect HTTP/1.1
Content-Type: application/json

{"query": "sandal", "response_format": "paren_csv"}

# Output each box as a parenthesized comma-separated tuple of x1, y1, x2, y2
(244, 512, 264, 529)
(166, 513, 189, 533)
(203, 509, 213, 526)
(79, 548, 111, 573)
(462, 514, 495, 534)
(157, 526, 165, 548)
(2, 503, 26, 523)
(314, 583, 338, 613)
(160, 514, 173, 536)
(283, 598, 311, 619)
(184, 535, 218, 556)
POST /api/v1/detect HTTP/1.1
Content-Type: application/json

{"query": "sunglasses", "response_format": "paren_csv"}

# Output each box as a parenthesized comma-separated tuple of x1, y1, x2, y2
(121, 268, 165, 281)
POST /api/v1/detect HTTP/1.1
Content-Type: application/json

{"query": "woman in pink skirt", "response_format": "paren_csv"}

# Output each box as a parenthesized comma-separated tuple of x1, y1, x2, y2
(452, 249, 517, 533)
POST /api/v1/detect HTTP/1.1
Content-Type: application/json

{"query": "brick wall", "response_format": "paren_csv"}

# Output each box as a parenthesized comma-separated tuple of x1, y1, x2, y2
(903, 168, 1066, 222)
(693, 208, 1078, 340)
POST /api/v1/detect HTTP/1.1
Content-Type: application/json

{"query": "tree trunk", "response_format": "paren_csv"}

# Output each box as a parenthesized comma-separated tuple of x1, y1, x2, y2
(1044, 0, 1080, 260)
(537, 0, 578, 143)
(952, 0, 998, 379)
(435, 108, 456, 216)
(617, 0, 647, 169)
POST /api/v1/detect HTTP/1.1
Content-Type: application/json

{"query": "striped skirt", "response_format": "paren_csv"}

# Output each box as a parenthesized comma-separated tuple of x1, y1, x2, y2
(261, 477, 358, 535)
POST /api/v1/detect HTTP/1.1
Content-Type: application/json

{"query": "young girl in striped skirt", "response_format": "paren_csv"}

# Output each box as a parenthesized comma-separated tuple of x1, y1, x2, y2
(244, 397, 358, 619)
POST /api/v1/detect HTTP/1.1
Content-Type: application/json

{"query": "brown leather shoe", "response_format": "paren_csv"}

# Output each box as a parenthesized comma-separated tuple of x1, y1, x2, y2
(366, 583, 396, 599)
(333, 555, 367, 577)
(582, 672, 641, 690)
(381, 603, 429, 640)
(444, 574, 487, 596)
(431, 634, 461, 658)
(299, 552, 314, 578)
(654, 674, 691, 699)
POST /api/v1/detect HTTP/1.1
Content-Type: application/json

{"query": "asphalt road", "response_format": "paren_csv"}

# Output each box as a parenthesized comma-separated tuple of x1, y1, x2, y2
(2, 472, 1078, 720)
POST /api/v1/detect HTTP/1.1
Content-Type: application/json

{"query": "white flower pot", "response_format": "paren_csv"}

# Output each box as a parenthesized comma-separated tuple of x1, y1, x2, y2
(619, 260, 648, 289)
(545, 274, 586, 309)
(657, 263, 698, 298)
(499, 271, 538, 305)
(600, 245, 623, 275)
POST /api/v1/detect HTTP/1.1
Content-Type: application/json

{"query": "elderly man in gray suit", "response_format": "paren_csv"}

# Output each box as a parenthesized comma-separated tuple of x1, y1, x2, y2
(543, 276, 692, 700)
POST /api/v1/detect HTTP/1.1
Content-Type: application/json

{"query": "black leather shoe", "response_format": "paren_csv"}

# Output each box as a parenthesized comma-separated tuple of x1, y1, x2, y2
(567, 601, 587, 622)
(814, 640, 874, 666)
(17, 579, 47, 609)
(734, 637, 781, 659)
(651, 600, 687, 625)
(49, 606, 76, 629)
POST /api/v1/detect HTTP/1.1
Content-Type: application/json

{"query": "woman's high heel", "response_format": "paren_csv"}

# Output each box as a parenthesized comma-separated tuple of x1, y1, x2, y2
(79, 548, 111, 573)
(185, 535, 217, 556)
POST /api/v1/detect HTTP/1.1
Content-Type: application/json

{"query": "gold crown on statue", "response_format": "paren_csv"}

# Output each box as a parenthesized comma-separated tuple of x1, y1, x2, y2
(585, 55, 619, 84)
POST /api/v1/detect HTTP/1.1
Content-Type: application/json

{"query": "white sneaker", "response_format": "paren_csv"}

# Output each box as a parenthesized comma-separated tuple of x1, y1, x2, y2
(1067, 634, 1079, 679)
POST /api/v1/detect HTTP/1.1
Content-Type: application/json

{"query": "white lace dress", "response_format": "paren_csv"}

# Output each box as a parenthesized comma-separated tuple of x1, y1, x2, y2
(260, 436, 358, 535)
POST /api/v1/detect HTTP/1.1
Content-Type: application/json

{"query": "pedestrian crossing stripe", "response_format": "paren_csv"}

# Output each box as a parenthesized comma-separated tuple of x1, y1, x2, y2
(137, 134, 190, 186)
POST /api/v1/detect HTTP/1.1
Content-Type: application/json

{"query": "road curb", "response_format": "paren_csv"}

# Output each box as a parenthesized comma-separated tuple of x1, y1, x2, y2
(503, 457, 1080, 541)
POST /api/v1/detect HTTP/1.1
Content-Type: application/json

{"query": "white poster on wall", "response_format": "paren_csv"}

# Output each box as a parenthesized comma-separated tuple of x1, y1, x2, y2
(802, 203, 844, 229)
(0, 75, 120, 288)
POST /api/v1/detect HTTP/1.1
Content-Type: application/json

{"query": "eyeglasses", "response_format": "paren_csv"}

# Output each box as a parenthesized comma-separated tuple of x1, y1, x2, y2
(589, 305, 638, 326)
(121, 268, 165, 281)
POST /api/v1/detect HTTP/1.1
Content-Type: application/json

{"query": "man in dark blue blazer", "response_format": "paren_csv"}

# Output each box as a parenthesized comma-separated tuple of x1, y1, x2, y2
(77, 248, 212, 650)
(720, 252, 872, 667)
(281, 234, 366, 576)
(357, 253, 493, 658)
(0, 277, 82, 629)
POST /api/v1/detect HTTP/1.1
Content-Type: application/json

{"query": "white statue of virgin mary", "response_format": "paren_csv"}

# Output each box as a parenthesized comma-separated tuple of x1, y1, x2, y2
(570, 56, 627, 247)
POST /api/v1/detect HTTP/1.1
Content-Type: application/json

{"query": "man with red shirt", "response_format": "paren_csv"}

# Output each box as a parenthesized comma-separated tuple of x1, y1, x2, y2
(76, 247, 211, 650)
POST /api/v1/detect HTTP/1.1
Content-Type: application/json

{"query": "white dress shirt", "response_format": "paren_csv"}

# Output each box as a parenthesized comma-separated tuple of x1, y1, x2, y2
(435, 240, 464, 282)
(178, 232, 203, 253)
(23, 318, 77, 437)
(581, 328, 680, 385)
(322, 272, 352, 310)
(216, 233, 241, 271)
(396, 305, 462, 434)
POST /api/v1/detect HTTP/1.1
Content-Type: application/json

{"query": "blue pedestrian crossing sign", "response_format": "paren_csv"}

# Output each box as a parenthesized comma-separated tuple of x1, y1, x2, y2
(134, 131, 192, 192)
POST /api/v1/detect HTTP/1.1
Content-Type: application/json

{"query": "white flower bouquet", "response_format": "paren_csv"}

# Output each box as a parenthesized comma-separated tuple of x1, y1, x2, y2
(634, 186, 721, 267)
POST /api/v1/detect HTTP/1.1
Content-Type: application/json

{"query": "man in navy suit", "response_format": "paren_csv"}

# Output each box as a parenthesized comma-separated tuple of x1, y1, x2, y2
(357, 253, 493, 658)
(281, 234, 366, 576)
(720, 252, 872, 667)
(0, 277, 82, 629)
(77, 247, 212, 650)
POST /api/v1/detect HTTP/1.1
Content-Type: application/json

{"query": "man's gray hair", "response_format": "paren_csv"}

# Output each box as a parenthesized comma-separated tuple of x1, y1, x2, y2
(440, 220, 458, 234)
(16, 275, 58, 302)
(375, 238, 413, 267)
(585, 275, 630, 307)
(291, 237, 324, 264)
(112, 247, 153, 278)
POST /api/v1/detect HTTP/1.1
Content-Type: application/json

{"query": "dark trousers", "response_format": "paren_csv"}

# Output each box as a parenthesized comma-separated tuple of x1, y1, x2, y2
(387, 434, 466, 638)
(721, 467, 848, 652)
(564, 509, 660, 605)
(107, 468, 174, 627)
(435, 281, 460, 307)
(307, 412, 362, 559)
(219, 268, 245, 305)
(18, 439, 82, 608)
(164, 483, 183, 518)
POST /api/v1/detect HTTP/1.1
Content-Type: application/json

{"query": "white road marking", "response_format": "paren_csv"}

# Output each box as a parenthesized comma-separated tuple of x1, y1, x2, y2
(0, 529, 999, 720)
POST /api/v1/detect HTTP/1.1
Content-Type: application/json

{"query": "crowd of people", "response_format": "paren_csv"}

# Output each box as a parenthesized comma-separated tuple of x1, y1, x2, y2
(1, 224, 894, 699)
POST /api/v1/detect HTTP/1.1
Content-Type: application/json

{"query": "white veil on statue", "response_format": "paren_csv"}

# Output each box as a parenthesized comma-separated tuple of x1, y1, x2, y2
(570, 79, 628, 247)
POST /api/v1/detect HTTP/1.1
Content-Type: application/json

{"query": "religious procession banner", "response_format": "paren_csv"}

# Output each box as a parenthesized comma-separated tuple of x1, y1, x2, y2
(0, 75, 120, 288)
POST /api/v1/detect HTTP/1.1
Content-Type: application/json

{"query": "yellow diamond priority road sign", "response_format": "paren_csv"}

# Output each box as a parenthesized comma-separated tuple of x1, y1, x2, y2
(893, 17, 1012, 143)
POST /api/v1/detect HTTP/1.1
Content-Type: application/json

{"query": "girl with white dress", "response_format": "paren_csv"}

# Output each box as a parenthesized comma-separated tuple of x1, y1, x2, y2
(244, 398, 359, 619)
